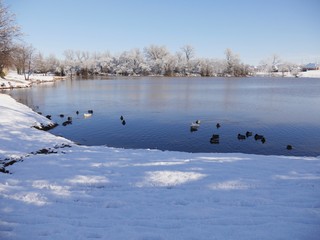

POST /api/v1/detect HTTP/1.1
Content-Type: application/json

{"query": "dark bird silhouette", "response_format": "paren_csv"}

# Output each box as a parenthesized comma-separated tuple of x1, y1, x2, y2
(210, 134, 220, 144)
(216, 123, 221, 128)
(246, 131, 252, 137)
(62, 120, 72, 126)
(238, 134, 246, 140)
(254, 134, 264, 141)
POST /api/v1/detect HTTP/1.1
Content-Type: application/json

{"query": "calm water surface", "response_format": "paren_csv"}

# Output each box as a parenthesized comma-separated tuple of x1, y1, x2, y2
(8, 77, 320, 156)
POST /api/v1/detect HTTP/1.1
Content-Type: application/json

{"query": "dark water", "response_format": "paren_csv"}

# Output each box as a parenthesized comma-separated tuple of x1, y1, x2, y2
(7, 77, 320, 156)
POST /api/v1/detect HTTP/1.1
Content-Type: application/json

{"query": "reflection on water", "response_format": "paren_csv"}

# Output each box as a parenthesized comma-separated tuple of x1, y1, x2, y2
(7, 77, 320, 156)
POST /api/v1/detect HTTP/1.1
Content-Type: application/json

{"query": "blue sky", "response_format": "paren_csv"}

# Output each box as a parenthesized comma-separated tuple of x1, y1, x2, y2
(7, 0, 320, 65)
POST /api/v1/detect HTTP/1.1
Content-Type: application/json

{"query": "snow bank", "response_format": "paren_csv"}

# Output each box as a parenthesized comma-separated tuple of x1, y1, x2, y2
(300, 70, 320, 78)
(255, 70, 320, 78)
(0, 93, 320, 240)
(0, 71, 57, 89)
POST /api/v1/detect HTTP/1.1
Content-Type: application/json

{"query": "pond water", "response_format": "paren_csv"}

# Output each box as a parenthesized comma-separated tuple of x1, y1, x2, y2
(7, 77, 320, 156)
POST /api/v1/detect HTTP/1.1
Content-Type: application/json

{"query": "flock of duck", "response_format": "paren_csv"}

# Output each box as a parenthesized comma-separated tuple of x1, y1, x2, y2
(44, 109, 95, 127)
(40, 111, 293, 151)
(44, 110, 127, 127)
(190, 120, 293, 150)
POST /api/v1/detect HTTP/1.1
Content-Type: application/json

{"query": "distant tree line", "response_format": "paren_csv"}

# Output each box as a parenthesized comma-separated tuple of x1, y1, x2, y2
(0, 0, 304, 79)
(60, 46, 252, 78)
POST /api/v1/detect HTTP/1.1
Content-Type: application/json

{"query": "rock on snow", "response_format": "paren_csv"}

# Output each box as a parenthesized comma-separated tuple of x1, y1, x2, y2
(0, 93, 320, 240)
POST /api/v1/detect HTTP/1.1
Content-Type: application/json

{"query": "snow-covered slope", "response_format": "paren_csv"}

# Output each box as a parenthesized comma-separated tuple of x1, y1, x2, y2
(0, 93, 320, 240)
(0, 71, 56, 89)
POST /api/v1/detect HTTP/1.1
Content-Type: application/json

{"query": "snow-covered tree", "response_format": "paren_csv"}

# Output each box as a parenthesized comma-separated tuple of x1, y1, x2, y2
(74, 50, 91, 76)
(144, 45, 169, 75)
(224, 48, 240, 75)
(259, 54, 282, 74)
(223, 48, 248, 77)
(12, 44, 35, 80)
(0, 0, 21, 76)
(33, 52, 46, 73)
(181, 45, 195, 63)
(63, 49, 78, 78)
(46, 54, 61, 75)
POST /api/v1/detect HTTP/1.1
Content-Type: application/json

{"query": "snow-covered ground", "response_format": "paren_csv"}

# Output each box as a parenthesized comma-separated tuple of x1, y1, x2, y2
(300, 69, 320, 78)
(0, 71, 57, 89)
(255, 69, 320, 78)
(0, 93, 320, 240)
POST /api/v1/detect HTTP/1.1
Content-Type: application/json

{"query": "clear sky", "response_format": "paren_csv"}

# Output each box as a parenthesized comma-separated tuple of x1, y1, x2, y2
(7, 0, 320, 65)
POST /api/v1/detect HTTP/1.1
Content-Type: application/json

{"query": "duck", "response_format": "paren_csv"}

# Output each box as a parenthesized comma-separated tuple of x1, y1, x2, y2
(190, 122, 200, 129)
(190, 122, 200, 132)
(254, 134, 264, 140)
(59, 114, 64, 118)
(88, 110, 93, 114)
(246, 131, 252, 137)
(76, 111, 79, 115)
(120, 115, 124, 121)
(216, 123, 221, 128)
(210, 134, 220, 144)
(237, 134, 246, 140)
(62, 120, 72, 126)
(122, 120, 126, 125)
(191, 122, 200, 127)
(287, 145, 293, 150)
(211, 134, 219, 139)
(84, 113, 92, 118)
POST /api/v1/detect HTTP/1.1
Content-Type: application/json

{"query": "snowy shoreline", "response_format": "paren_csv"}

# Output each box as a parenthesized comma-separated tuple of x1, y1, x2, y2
(1, 69, 320, 90)
(0, 71, 65, 90)
(1, 91, 320, 239)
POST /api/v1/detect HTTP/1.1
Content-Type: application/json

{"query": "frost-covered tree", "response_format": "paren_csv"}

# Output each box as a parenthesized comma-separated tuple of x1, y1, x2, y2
(74, 50, 91, 76)
(144, 45, 169, 75)
(46, 54, 61, 75)
(0, 0, 21, 76)
(129, 48, 146, 75)
(223, 48, 248, 77)
(260, 54, 282, 74)
(58, 45, 255, 77)
(224, 48, 240, 76)
(181, 45, 195, 63)
(163, 54, 179, 76)
(198, 58, 214, 76)
(177, 45, 196, 75)
(64, 49, 78, 77)
(12, 44, 35, 80)
(33, 52, 46, 73)
(113, 49, 145, 76)
(278, 61, 298, 77)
